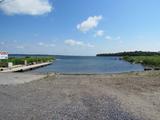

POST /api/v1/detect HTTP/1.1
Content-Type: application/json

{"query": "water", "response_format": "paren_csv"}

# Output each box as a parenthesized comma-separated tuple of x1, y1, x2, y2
(31, 56, 144, 74)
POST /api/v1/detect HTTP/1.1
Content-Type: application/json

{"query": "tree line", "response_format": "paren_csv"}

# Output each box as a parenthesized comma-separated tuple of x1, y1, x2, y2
(96, 51, 160, 57)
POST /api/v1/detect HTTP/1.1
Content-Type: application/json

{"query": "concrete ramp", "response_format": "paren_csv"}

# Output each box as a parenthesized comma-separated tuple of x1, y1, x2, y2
(1, 62, 52, 73)
(0, 73, 47, 85)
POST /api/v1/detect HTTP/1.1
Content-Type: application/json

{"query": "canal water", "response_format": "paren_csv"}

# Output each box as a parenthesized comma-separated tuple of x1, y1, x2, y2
(31, 56, 144, 74)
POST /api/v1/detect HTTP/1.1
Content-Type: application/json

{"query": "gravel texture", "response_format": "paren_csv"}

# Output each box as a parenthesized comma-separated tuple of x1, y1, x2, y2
(0, 73, 47, 85)
(0, 72, 160, 120)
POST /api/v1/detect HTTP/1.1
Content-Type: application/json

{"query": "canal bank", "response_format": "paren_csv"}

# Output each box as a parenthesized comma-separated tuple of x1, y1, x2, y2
(0, 62, 53, 72)
(0, 56, 54, 72)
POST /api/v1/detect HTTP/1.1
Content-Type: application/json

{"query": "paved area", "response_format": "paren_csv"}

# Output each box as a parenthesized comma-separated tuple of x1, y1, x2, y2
(0, 72, 160, 120)
(0, 73, 46, 85)
(1, 62, 52, 72)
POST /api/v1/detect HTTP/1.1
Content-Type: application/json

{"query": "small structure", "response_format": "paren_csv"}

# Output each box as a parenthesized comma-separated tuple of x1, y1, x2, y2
(24, 60, 27, 66)
(0, 51, 8, 60)
(8, 62, 13, 68)
(0, 51, 8, 70)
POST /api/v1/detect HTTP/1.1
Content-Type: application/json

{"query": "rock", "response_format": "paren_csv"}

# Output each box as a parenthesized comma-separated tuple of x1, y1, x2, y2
(144, 67, 152, 71)
(154, 67, 160, 70)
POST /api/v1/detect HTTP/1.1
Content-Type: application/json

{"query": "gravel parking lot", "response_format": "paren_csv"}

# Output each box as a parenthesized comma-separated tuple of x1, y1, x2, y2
(0, 72, 160, 120)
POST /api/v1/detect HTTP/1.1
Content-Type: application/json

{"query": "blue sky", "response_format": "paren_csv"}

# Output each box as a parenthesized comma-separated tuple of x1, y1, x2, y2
(0, 0, 160, 55)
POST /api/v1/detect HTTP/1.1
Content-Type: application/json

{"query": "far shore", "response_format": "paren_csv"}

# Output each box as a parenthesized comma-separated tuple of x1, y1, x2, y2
(0, 71, 160, 120)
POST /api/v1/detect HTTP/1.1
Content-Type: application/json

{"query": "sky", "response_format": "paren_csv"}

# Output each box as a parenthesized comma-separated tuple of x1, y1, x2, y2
(0, 0, 160, 56)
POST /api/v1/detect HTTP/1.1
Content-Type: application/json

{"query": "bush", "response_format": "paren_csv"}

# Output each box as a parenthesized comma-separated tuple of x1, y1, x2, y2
(0, 56, 55, 67)
(123, 56, 160, 67)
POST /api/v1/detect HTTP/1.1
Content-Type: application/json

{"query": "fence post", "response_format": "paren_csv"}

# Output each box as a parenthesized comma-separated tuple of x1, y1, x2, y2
(8, 62, 13, 68)
(24, 60, 27, 66)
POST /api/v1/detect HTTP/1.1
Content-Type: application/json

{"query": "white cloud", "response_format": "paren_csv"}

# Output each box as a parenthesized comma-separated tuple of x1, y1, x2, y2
(49, 44, 55, 47)
(38, 42, 43, 46)
(77, 15, 102, 32)
(34, 33, 39, 37)
(119, 40, 123, 44)
(38, 42, 55, 47)
(0, 41, 5, 45)
(115, 36, 121, 40)
(105, 36, 121, 41)
(105, 35, 112, 40)
(64, 39, 94, 48)
(86, 43, 95, 48)
(95, 30, 104, 37)
(16, 45, 24, 49)
(64, 39, 83, 46)
(0, 0, 53, 15)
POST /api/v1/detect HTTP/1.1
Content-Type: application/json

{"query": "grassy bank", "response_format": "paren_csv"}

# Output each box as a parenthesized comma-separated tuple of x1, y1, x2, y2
(0, 56, 55, 67)
(123, 56, 160, 67)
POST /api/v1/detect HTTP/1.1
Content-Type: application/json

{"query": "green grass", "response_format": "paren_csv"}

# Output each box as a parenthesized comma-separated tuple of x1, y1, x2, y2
(0, 56, 55, 67)
(123, 56, 160, 67)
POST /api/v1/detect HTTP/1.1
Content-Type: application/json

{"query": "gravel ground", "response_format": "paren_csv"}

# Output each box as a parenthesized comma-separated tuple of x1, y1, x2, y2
(0, 73, 47, 85)
(0, 71, 160, 120)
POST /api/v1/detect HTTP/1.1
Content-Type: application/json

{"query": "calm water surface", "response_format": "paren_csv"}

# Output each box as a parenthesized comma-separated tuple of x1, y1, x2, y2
(32, 56, 144, 74)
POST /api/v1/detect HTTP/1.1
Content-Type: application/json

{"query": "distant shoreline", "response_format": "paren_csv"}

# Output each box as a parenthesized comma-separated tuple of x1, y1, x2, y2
(96, 51, 160, 56)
